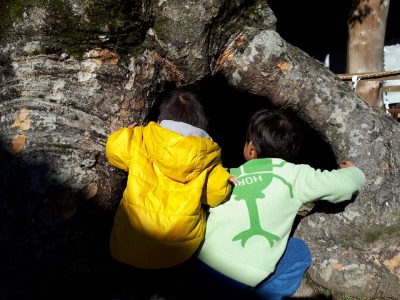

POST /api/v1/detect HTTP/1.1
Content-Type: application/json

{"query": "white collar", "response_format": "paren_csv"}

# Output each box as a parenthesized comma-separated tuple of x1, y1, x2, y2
(160, 120, 211, 139)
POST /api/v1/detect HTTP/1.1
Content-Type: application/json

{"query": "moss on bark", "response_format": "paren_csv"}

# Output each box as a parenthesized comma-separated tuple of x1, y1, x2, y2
(0, 0, 153, 58)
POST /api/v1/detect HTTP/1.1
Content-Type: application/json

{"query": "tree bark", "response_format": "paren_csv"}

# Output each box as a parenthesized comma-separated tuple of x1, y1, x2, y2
(347, 0, 390, 108)
(0, 0, 399, 298)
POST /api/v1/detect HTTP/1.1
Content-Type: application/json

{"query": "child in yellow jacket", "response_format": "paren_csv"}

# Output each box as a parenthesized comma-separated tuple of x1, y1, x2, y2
(106, 89, 234, 269)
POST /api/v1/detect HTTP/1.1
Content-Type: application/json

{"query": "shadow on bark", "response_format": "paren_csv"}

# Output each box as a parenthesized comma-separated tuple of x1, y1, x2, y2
(0, 140, 117, 299)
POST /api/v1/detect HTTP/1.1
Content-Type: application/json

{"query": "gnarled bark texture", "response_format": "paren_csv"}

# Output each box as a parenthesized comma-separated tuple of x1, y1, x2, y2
(0, 0, 399, 298)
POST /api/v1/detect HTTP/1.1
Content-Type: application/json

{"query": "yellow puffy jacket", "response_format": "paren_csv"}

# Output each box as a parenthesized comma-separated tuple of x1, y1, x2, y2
(106, 122, 232, 269)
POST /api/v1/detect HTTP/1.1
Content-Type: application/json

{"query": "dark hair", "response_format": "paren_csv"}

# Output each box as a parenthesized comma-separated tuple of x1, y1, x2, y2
(158, 90, 208, 131)
(246, 108, 302, 162)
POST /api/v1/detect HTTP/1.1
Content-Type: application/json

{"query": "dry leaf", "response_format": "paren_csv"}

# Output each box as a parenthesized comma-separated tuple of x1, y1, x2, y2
(11, 108, 31, 131)
(276, 60, 291, 75)
(235, 35, 246, 46)
(84, 182, 98, 199)
(11, 134, 26, 153)
(85, 48, 119, 65)
(216, 48, 234, 65)
(384, 254, 400, 273)
(333, 263, 344, 270)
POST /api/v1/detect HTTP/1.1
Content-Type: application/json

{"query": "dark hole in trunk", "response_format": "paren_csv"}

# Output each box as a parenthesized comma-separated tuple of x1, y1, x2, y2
(198, 74, 338, 172)
(150, 74, 338, 171)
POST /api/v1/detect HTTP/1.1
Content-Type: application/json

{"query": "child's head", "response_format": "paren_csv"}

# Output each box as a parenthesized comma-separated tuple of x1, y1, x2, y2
(158, 90, 208, 131)
(244, 108, 302, 162)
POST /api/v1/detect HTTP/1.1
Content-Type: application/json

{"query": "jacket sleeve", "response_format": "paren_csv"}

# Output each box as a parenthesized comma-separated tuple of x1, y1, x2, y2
(105, 127, 134, 171)
(202, 164, 233, 207)
(295, 165, 366, 204)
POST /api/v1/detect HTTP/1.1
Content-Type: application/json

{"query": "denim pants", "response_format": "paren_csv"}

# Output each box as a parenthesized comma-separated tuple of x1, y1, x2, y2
(193, 237, 312, 300)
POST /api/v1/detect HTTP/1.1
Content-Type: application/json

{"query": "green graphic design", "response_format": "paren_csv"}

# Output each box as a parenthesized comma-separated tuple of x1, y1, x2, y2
(231, 159, 293, 248)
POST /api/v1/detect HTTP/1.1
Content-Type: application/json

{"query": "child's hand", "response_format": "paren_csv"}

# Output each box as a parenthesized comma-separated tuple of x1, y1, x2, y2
(128, 122, 138, 128)
(339, 161, 355, 169)
(229, 176, 237, 186)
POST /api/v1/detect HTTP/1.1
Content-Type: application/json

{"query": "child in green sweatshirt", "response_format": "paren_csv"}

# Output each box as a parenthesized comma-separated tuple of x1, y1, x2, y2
(196, 108, 366, 299)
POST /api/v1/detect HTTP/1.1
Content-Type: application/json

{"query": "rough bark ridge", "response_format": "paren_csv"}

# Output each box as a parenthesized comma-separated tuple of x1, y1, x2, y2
(0, 0, 399, 298)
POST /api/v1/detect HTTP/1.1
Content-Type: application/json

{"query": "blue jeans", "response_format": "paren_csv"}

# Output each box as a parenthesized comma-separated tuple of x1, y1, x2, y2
(193, 237, 312, 299)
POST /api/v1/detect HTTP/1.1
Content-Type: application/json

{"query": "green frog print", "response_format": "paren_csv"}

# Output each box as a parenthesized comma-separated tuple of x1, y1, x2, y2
(230, 159, 293, 248)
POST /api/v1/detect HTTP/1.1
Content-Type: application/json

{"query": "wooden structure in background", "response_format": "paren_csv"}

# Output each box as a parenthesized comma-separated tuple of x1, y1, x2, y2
(337, 69, 400, 121)
(346, 0, 390, 108)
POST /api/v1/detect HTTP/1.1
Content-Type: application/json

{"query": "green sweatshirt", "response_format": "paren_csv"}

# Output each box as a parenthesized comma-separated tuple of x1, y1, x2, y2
(197, 158, 366, 286)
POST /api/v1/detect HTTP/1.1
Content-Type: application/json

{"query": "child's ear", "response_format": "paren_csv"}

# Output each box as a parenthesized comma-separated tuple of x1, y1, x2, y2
(247, 141, 257, 159)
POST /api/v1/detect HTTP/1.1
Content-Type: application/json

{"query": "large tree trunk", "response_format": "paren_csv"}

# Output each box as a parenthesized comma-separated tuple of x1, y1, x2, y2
(347, 0, 390, 108)
(0, 0, 399, 298)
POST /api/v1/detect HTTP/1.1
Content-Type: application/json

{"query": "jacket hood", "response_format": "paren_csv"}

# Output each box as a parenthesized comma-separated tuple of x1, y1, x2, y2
(142, 122, 222, 182)
(159, 120, 211, 139)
